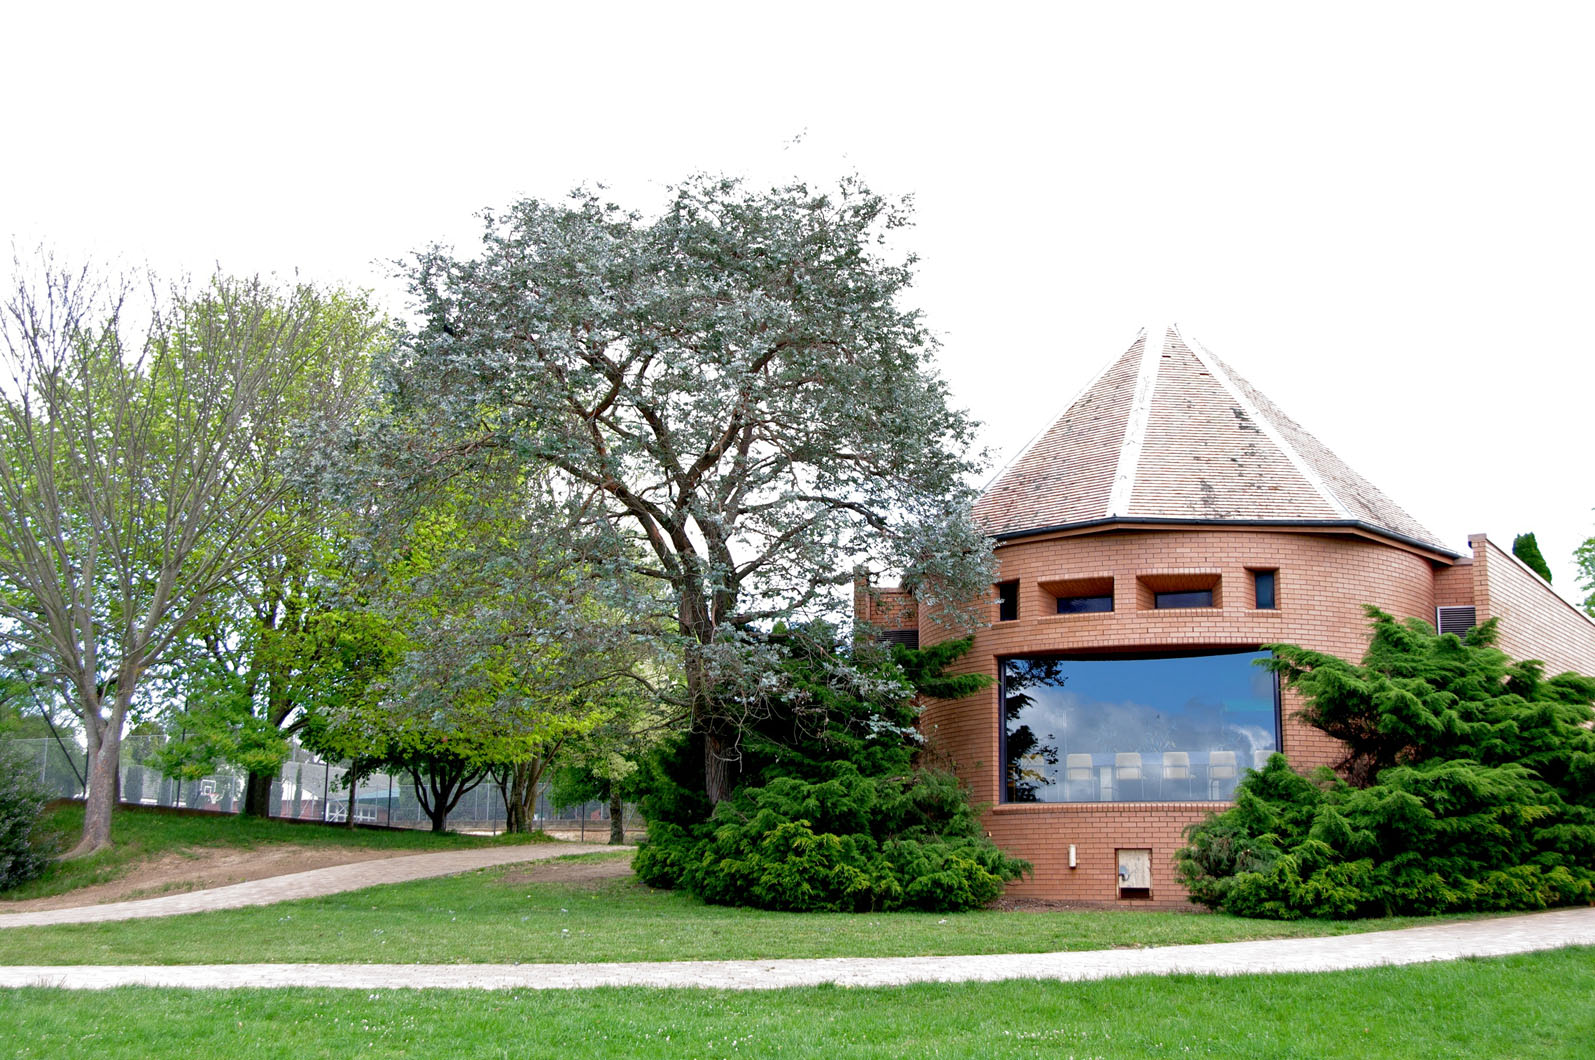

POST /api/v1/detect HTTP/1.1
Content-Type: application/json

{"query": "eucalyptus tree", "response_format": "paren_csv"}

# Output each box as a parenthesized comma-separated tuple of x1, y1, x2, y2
(0, 258, 382, 854)
(392, 174, 994, 804)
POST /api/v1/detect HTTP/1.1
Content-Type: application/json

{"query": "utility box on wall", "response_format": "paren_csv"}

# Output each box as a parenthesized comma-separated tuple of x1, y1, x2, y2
(1117, 848, 1152, 899)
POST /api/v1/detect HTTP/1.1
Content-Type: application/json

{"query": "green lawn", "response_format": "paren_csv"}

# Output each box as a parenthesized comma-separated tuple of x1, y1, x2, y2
(2, 948, 1590, 1058)
(0, 850, 1464, 966)
(3, 803, 552, 904)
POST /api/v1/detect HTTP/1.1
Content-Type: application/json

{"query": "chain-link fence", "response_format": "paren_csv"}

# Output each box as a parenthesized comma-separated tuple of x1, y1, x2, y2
(2, 736, 644, 840)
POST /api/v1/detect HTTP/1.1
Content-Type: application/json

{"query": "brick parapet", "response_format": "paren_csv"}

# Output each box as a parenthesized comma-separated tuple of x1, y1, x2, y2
(1471, 534, 1595, 678)
(853, 570, 919, 633)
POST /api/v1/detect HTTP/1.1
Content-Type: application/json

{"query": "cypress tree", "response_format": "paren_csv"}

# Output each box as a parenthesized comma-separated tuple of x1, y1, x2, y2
(1513, 532, 1553, 582)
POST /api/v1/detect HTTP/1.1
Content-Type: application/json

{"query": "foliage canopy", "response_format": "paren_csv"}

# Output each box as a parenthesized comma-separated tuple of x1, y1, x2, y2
(381, 174, 996, 803)
(633, 626, 1026, 912)
(0, 258, 383, 852)
(1177, 608, 1595, 918)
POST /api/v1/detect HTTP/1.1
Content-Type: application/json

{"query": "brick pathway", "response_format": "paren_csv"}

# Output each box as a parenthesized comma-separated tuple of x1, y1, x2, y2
(2, 906, 1591, 991)
(0, 843, 624, 929)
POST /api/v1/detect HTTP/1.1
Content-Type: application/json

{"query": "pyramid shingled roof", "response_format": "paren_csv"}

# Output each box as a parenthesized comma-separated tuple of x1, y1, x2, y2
(973, 326, 1454, 555)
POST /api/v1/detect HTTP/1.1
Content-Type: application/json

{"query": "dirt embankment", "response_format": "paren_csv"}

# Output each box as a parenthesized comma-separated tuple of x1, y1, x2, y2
(0, 845, 417, 912)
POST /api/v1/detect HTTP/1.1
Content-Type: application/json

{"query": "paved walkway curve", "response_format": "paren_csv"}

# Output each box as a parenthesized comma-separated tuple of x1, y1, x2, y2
(0, 843, 626, 929)
(2, 906, 1592, 991)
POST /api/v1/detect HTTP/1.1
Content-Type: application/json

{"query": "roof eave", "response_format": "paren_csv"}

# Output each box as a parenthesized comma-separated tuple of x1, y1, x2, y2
(986, 516, 1462, 561)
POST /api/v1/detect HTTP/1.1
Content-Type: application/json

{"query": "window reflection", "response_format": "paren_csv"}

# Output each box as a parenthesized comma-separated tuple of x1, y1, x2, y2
(1001, 651, 1279, 803)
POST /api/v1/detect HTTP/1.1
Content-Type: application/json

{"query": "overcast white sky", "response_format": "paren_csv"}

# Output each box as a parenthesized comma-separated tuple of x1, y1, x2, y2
(4, 2, 1591, 601)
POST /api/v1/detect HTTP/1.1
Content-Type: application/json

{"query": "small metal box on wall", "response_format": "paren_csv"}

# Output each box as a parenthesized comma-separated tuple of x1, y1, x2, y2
(1117, 848, 1152, 897)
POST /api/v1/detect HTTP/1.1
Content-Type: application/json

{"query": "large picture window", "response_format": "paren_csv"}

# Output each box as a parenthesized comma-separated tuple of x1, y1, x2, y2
(1001, 650, 1279, 803)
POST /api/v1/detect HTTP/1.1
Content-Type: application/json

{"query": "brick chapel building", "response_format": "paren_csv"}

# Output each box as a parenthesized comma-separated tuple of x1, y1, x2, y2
(856, 324, 1595, 906)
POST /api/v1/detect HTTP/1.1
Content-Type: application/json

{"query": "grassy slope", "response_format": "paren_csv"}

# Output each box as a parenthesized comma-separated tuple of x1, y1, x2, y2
(0, 851, 1458, 965)
(1, 948, 1591, 1059)
(2, 803, 550, 904)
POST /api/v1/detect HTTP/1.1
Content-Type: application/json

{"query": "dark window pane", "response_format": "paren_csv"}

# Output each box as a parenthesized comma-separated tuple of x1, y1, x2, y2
(1155, 590, 1213, 609)
(1057, 594, 1113, 614)
(1001, 651, 1279, 803)
(997, 581, 1018, 622)
(1253, 570, 1277, 610)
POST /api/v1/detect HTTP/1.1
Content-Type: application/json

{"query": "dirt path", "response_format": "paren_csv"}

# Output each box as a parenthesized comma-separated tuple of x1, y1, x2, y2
(0, 844, 628, 928)
(0, 845, 419, 913)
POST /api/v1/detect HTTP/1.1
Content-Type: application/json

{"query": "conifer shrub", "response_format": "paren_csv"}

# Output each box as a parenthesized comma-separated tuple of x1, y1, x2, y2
(1513, 532, 1553, 582)
(0, 746, 50, 891)
(633, 627, 1027, 911)
(1177, 608, 1595, 918)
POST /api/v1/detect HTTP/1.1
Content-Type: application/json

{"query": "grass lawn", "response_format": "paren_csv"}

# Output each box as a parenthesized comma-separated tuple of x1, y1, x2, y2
(0, 850, 1464, 966)
(2, 803, 551, 904)
(1, 948, 1590, 1059)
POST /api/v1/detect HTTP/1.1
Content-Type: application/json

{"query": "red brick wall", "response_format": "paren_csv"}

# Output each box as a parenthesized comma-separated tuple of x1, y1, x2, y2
(1434, 559, 1475, 608)
(1473, 535, 1595, 678)
(853, 571, 919, 633)
(917, 525, 1451, 904)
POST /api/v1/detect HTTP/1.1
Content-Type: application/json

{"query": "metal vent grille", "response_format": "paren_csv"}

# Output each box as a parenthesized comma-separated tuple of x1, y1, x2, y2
(1436, 606, 1477, 637)
(878, 629, 919, 649)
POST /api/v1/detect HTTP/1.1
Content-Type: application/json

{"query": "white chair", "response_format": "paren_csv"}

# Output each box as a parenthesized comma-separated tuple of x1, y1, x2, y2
(1161, 751, 1190, 799)
(1115, 752, 1143, 800)
(1208, 750, 1238, 799)
(1253, 749, 1275, 771)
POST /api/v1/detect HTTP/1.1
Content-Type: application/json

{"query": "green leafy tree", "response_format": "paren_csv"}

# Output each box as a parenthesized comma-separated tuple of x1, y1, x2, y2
(154, 514, 389, 816)
(380, 174, 996, 806)
(1512, 532, 1553, 582)
(305, 461, 660, 832)
(1176, 608, 1595, 918)
(547, 679, 674, 844)
(633, 625, 1026, 912)
(1577, 533, 1595, 618)
(152, 296, 386, 817)
(0, 258, 381, 854)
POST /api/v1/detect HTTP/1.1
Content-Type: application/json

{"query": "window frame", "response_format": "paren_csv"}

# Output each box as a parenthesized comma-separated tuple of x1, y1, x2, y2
(1153, 589, 1214, 609)
(997, 648, 1282, 805)
(1251, 568, 1278, 610)
(996, 580, 1019, 622)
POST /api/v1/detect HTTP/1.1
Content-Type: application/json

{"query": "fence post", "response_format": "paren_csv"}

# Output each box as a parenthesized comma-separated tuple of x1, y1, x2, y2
(323, 761, 331, 822)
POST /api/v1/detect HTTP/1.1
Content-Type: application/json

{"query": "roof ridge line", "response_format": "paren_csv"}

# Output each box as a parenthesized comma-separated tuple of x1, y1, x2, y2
(977, 337, 1133, 493)
(1106, 325, 1164, 517)
(1178, 327, 1352, 520)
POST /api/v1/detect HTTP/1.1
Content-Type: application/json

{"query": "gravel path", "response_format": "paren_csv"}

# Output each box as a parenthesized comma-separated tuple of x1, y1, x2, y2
(0, 843, 625, 929)
(3, 906, 1591, 991)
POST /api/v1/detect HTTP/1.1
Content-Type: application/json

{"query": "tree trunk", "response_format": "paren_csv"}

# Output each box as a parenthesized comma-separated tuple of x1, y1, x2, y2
(412, 761, 484, 834)
(609, 787, 625, 845)
(243, 772, 274, 817)
(703, 727, 735, 805)
(346, 772, 360, 830)
(71, 709, 122, 858)
(501, 759, 547, 834)
(683, 633, 737, 805)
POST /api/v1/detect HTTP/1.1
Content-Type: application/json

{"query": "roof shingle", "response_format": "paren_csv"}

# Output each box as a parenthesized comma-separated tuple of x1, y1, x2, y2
(972, 326, 1450, 554)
